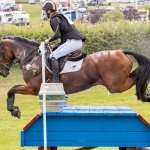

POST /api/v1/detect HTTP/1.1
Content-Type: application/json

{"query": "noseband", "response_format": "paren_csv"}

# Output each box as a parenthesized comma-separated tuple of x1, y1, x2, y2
(0, 39, 12, 72)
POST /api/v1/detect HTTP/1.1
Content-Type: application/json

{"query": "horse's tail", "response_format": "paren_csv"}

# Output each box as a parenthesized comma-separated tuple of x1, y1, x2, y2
(123, 50, 150, 102)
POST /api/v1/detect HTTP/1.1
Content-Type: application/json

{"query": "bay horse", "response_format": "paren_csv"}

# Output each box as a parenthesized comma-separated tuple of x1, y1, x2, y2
(0, 36, 150, 118)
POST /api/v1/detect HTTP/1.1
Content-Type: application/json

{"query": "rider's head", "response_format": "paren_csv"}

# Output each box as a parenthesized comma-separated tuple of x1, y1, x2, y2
(42, 0, 57, 18)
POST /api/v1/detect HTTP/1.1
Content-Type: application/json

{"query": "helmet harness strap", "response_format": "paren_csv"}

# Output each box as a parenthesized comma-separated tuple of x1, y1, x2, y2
(46, 9, 53, 18)
(46, 11, 51, 18)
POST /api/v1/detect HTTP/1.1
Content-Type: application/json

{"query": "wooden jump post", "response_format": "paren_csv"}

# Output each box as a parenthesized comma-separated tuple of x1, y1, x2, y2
(20, 106, 150, 150)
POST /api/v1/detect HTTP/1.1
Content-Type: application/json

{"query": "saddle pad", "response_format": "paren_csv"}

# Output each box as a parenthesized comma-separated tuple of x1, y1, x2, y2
(60, 59, 84, 74)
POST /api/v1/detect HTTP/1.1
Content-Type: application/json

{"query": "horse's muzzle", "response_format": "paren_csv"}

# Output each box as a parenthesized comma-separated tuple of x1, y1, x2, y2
(0, 69, 9, 77)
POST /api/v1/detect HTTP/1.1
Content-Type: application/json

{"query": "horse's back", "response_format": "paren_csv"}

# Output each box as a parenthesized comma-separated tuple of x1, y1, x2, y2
(90, 50, 132, 66)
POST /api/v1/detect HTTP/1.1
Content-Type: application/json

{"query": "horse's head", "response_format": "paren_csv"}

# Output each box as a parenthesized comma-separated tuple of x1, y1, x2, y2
(0, 36, 41, 77)
(0, 39, 13, 77)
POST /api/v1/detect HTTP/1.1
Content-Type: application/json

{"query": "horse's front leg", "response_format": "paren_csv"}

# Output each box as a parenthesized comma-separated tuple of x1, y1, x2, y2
(7, 84, 38, 119)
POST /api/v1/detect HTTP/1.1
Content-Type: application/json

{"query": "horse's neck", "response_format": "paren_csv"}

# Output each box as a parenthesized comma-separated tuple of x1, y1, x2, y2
(11, 43, 38, 64)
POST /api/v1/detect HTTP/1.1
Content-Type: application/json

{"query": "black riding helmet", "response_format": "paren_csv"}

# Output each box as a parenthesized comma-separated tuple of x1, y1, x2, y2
(42, 0, 57, 12)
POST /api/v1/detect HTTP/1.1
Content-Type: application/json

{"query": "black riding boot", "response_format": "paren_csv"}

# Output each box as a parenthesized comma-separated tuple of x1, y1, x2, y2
(51, 57, 59, 83)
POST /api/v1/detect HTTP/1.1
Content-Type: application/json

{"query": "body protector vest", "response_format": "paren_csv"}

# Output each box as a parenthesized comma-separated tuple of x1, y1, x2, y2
(50, 12, 86, 44)
(63, 14, 75, 26)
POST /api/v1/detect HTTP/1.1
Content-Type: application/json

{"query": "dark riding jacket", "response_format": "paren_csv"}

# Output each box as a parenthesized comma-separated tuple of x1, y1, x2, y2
(49, 12, 86, 49)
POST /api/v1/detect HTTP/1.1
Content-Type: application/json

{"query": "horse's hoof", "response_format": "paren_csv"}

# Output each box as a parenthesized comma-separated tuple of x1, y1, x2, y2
(11, 106, 21, 119)
(16, 109, 21, 119)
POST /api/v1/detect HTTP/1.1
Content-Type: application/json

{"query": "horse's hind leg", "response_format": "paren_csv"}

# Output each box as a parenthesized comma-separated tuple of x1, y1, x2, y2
(104, 64, 136, 93)
(108, 77, 136, 93)
(7, 84, 38, 118)
(102, 56, 136, 93)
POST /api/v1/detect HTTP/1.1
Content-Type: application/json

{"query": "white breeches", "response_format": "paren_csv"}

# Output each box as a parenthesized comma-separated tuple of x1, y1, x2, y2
(50, 39, 82, 59)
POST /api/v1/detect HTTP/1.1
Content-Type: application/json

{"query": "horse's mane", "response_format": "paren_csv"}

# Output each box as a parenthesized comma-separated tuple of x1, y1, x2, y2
(3, 36, 41, 65)
(3, 36, 40, 47)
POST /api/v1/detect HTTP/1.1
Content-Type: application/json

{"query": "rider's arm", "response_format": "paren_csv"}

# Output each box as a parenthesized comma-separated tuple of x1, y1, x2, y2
(49, 17, 62, 42)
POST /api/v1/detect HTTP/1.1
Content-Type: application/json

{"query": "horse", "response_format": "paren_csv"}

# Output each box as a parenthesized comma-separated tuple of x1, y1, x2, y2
(0, 36, 150, 119)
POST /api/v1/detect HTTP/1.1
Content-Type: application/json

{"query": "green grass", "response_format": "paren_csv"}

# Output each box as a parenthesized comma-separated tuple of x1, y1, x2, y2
(1, 66, 150, 150)
(22, 4, 43, 24)
(16, 3, 150, 26)
(1, 3, 150, 150)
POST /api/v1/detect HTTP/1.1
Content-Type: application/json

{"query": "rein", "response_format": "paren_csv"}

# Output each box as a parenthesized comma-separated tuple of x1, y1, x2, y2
(18, 47, 39, 65)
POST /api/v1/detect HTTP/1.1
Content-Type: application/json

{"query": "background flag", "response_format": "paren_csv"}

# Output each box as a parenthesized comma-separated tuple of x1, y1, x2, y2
(64, 0, 70, 7)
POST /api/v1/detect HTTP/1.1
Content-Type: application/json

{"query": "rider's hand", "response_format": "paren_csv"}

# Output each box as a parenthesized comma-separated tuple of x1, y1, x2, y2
(45, 39, 49, 45)
(45, 37, 51, 45)
(50, 45, 54, 49)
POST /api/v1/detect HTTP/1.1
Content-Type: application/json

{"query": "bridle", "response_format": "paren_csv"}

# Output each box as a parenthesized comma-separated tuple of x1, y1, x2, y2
(0, 38, 45, 77)
(0, 39, 12, 73)
(0, 37, 41, 66)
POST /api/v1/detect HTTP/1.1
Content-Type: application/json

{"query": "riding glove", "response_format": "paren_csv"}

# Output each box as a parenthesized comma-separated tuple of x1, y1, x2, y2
(45, 37, 51, 44)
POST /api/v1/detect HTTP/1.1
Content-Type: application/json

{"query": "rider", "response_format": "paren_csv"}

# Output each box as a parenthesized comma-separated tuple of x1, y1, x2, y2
(42, 0, 86, 83)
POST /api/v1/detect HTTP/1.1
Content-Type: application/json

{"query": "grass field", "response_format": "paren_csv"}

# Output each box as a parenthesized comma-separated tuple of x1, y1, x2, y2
(1, 65, 150, 150)
(1, 3, 150, 150)
(19, 3, 149, 26)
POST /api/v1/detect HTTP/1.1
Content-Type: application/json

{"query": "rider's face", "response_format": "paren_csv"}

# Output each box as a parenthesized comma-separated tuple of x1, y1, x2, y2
(43, 10, 51, 18)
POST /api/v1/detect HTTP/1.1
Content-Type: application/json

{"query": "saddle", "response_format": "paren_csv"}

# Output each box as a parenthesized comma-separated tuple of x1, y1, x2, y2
(46, 49, 86, 72)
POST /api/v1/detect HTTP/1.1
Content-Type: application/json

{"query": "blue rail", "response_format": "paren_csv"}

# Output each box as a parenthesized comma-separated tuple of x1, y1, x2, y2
(21, 106, 150, 148)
